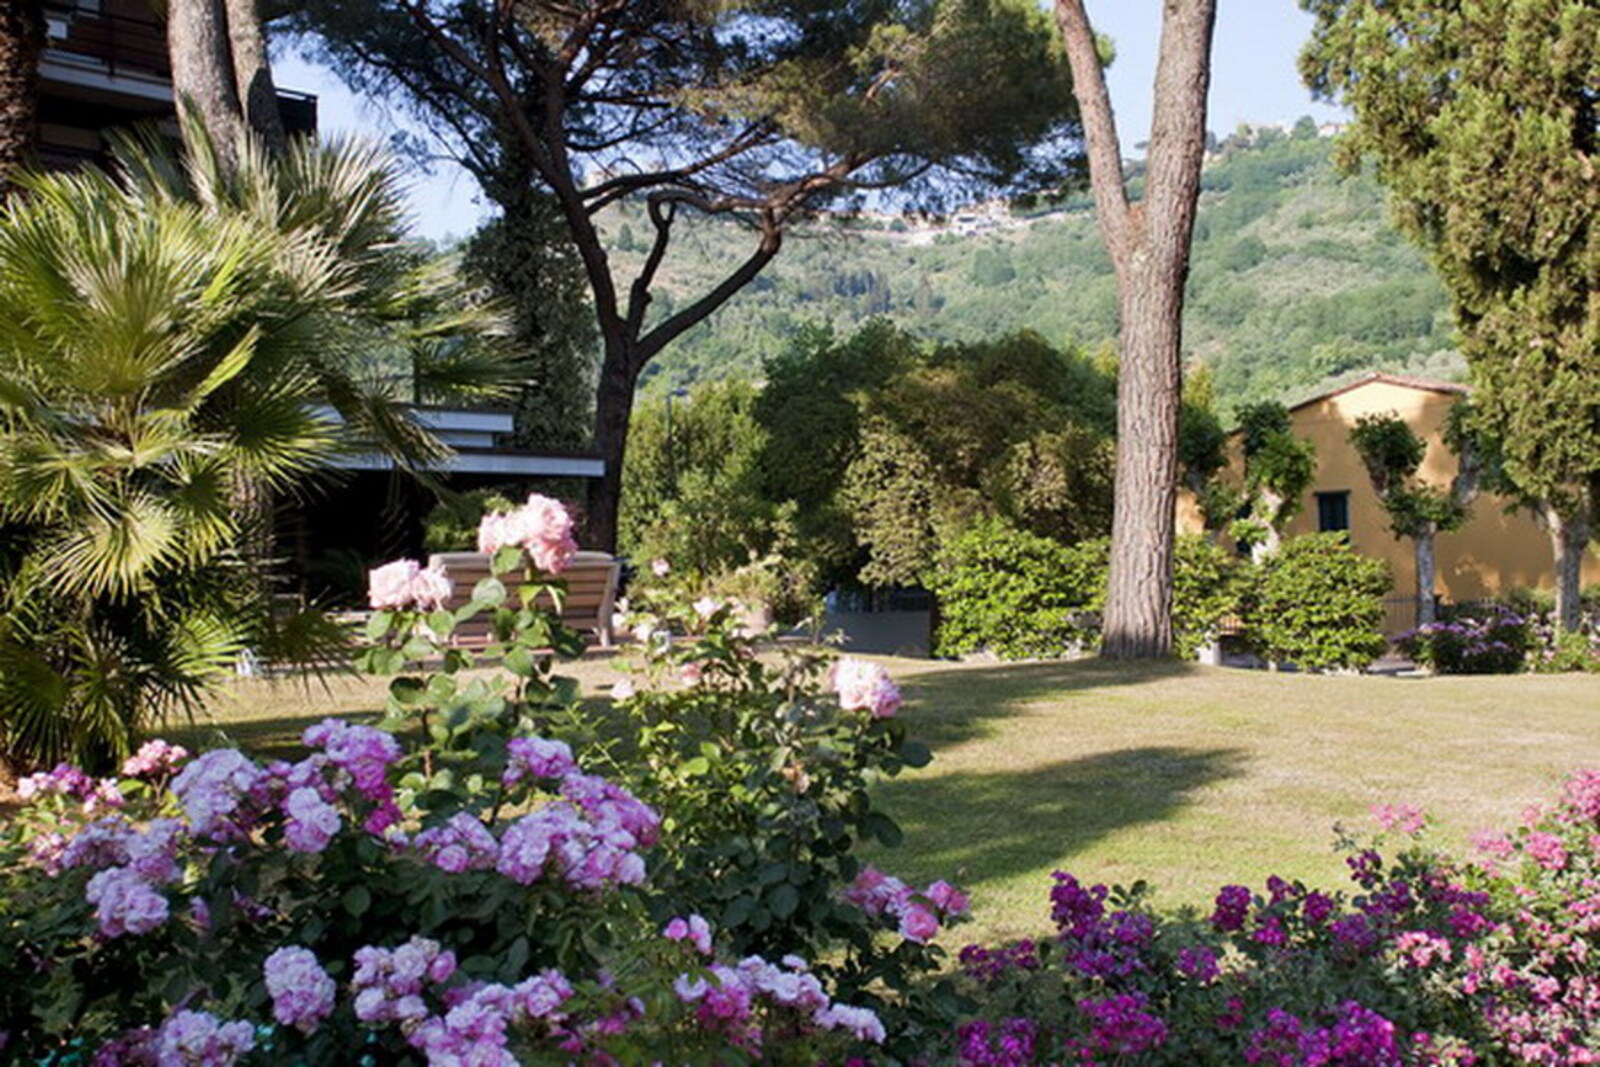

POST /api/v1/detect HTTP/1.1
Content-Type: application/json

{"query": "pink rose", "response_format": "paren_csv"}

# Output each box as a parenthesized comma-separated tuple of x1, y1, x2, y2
(410, 564, 452, 612)
(475, 495, 578, 575)
(651, 558, 671, 577)
(898, 903, 940, 943)
(368, 559, 421, 610)
(831, 657, 902, 719)
(925, 880, 970, 916)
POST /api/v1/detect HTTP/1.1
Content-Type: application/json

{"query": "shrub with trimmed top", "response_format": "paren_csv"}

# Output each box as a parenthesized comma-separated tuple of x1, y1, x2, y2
(1246, 534, 1390, 672)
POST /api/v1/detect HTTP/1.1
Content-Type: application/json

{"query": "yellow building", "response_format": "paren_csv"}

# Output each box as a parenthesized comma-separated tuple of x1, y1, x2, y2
(1178, 374, 1600, 630)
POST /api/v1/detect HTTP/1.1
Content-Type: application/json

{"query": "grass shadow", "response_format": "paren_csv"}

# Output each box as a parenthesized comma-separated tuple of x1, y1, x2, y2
(870, 744, 1248, 888)
(899, 658, 1203, 748)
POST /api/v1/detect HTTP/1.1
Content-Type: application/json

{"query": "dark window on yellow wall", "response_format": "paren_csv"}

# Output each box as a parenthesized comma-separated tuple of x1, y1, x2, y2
(1316, 491, 1350, 533)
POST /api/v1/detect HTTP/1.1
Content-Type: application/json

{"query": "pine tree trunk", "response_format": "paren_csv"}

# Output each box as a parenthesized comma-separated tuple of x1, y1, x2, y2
(1056, 0, 1217, 660)
(1414, 529, 1437, 626)
(585, 340, 635, 553)
(167, 0, 246, 159)
(1102, 270, 1182, 656)
(0, 0, 44, 196)
(223, 0, 284, 152)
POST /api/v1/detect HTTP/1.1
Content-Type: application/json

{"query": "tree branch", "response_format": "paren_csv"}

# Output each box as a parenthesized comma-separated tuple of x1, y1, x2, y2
(1053, 0, 1133, 270)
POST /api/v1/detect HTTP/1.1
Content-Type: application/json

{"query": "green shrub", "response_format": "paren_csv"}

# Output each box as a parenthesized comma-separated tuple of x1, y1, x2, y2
(1171, 535, 1246, 660)
(1246, 534, 1390, 671)
(421, 489, 518, 552)
(926, 518, 1106, 660)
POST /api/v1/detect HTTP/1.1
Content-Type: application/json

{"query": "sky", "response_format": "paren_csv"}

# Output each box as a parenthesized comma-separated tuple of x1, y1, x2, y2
(274, 1, 1347, 243)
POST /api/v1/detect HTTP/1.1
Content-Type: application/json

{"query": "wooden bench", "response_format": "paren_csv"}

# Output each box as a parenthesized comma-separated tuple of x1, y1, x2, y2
(426, 550, 620, 648)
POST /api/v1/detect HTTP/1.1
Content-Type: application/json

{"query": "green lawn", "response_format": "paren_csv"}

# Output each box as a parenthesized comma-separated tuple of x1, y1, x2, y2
(194, 656, 1600, 946)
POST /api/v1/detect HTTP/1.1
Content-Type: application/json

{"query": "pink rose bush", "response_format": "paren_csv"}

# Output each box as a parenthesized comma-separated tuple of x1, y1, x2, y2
(476, 492, 578, 574)
(1, 694, 889, 1064)
(367, 557, 452, 611)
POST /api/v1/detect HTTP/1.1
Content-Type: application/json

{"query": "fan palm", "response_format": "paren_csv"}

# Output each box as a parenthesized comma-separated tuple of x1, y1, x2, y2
(0, 128, 515, 771)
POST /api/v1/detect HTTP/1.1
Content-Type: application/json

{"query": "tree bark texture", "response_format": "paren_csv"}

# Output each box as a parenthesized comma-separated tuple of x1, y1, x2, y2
(0, 0, 44, 197)
(167, 0, 246, 158)
(1414, 530, 1437, 626)
(1544, 495, 1592, 634)
(1057, 0, 1217, 659)
(223, 0, 285, 153)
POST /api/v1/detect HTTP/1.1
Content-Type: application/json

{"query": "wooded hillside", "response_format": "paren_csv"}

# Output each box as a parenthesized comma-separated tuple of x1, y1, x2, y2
(613, 130, 1459, 412)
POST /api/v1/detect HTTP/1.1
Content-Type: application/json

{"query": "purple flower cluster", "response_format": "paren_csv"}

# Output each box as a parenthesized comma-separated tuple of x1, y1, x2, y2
(18, 762, 124, 814)
(264, 946, 336, 1034)
(412, 812, 499, 874)
(958, 940, 1041, 985)
(407, 970, 573, 1066)
(502, 736, 577, 786)
(1244, 1002, 1403, 1066)
(675, 954, 883, 1051)
(69, 816, 185, 938)
(1050, 872, 1154, 979)
(352, 936, 459, 1026)
(663, 913, 714, 955)
(154, 1010, 255, 1067)
(85, 867, 169, 937)
(171, 749, 267, 840)
(301, 718, 403, 835)
(494, 769, 660, 890)
(121, 739, 190, 779)
(842, 866, 970, 943)
(1397, 608, 1530, 674)
(1075, 993, 1170, 1056)
(956, 1017, 1038, 1066)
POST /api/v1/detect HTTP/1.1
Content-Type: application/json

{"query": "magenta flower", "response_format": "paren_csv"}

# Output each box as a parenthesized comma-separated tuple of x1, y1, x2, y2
(664, 914, 714, 955)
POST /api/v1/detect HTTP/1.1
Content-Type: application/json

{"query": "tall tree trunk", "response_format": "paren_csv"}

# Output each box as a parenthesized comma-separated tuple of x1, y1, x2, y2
(167, 0, 246, 161)
(1057, 0, 1218, 659)
(223, 0, 285, 152)
(586, 338, 636, 552)
(0, 0, 44, 197)
(1546, 498, 1592, 634)
(1414, 528, 1437, 626)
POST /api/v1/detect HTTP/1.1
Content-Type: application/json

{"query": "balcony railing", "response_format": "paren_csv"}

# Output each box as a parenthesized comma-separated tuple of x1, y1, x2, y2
(43, 1, 317, 135)
(46, 3, 170, 81)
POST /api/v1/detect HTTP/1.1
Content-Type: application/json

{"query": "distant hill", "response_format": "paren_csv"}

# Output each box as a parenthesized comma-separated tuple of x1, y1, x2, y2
(611, 131, 1462, 413)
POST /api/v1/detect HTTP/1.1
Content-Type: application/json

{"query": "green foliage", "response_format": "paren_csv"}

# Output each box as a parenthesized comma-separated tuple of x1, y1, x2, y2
(842, 421, 950, 590)
(422, 489, 518, 553)
(621, 380, 777, 579)
(0, 131, 505, 771)
(1246, 534, 1390, 671)
(1301, 0, 1599, 550)
(1349, 412, 1468, 540)
(461, 191, 596, 449)
(1170, 536, 1246, 661)
(925, 517, 1107, 660)
(753, 322, 917, 588)
(1228, 403, 1318, 553)
(607, 597, 952, 1033)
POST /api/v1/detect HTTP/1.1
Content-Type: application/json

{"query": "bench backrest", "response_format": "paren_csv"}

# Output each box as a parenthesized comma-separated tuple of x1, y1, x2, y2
(427, 550, 620, 647)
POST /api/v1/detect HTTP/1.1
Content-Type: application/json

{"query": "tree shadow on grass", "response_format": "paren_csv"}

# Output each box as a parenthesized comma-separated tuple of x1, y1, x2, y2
(871, 744, 1248, 889)
(899, 658, 1203, 749)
